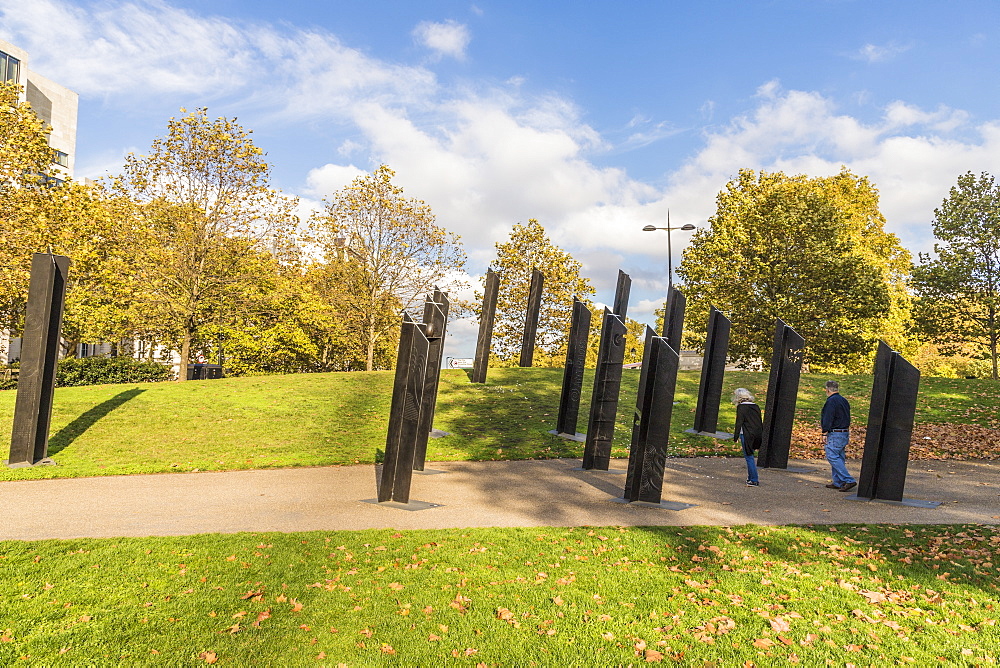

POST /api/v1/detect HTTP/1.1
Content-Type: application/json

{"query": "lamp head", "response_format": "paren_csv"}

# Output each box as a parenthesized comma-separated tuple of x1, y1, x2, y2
(680, 223, 696, 231)
(642, 225, 657, 232)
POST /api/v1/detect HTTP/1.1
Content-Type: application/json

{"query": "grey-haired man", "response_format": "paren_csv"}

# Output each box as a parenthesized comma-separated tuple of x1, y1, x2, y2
(821, 380, 856, 492)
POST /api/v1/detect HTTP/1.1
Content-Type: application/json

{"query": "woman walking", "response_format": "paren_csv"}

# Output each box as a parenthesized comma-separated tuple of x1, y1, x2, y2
(732, 388, 763, 486)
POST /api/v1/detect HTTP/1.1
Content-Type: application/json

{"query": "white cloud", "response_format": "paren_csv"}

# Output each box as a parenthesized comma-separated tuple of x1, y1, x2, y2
(412, 19, 471, 60)
(304, 163, 366, 198)
(5, 0, 1000, 290)
(854, 42, 911, 63)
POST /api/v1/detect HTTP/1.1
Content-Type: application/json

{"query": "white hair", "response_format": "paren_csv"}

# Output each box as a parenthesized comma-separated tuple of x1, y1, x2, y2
(731, 388, 754, 404)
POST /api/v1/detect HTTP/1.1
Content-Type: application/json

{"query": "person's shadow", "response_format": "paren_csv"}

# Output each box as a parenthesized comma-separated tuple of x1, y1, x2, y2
(47, 388, 145, 455)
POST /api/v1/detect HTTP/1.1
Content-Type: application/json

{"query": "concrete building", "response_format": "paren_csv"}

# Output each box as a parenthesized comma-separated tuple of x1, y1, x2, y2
(1, 39, 79, 365)
(0, 38, 78, 182)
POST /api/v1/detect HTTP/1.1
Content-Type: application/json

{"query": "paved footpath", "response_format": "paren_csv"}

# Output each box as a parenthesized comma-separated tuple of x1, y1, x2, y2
(1, 457, 997, 541)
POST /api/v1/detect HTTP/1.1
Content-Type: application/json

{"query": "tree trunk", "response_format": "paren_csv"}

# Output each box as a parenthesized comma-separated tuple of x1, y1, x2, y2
(179, 329, 192, 381)
(992, 336, 998, 380)
(366, 328, 376, 372)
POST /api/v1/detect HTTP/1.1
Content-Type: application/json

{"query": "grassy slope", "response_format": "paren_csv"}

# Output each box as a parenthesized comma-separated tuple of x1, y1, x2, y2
(0, 368, 997, 481)
(0, 525, 997, 666)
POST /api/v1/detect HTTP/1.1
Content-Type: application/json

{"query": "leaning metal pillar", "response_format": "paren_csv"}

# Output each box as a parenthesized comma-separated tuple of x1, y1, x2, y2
(581, 309, 627, 470)
(686, 305, 731, 438)
(623, 327, 681, 504)
(7, 253, 71, 468)
(471, 268, 499, 383)
(757, 319, 805, 469)
(377, 313, 429, 504)
(551, 296, 591, 440)
(413, 288, 450, 471)
(612, 269, 631, 319)
(661, 286, 686, 354)
(851, 341, 936, 507)
(519, 269, 544, 367)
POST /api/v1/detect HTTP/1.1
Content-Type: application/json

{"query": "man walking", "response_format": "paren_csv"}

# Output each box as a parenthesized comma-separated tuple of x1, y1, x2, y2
(821, 380, 856, 492)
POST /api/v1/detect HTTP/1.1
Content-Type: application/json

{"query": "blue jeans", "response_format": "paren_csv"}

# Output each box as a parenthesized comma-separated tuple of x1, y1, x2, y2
(824, 431, 855, 486)
(740, 434, 758, 483)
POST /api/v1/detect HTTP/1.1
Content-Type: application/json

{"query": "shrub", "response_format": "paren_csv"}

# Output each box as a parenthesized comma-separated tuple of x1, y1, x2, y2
(56, 357, 172, 387)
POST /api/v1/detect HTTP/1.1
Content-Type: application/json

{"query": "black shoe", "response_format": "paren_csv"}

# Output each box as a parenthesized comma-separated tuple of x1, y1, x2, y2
(825, 483, 840, 489)
(746, 480, 759, 486)
(839, 482, 857, 492)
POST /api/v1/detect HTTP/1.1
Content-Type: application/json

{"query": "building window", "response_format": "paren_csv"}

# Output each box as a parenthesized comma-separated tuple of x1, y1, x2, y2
(52, 150, 69, 167)
(0, 50, 20, 84)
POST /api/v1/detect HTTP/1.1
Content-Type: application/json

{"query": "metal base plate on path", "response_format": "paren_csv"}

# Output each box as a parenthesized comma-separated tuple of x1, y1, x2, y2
(413, 468, 447, 475)
(609, 497, 697, 511)
(684, 429, 733, 439)
(547, 429, 586, 443)
(845, 495, 942, 509)
(360, 499, 443, 511)
(429, 429, 451, 439)
(762, 466, 814, 474)
(571, 464, 627, 474)
(4, 458, 57, 469)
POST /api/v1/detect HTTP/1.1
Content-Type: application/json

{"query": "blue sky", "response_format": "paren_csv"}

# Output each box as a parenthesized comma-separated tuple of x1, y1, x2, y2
(2, 0, 999, 357)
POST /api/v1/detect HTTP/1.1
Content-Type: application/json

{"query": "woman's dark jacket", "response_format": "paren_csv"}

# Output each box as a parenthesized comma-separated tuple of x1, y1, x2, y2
(734, 401, 763, 457)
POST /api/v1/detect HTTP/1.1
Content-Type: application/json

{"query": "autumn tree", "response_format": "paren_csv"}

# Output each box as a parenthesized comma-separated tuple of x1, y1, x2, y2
(0, 81, 52, 189)
(0, 81, 57, 334)
(486, 219, 595, 366)
(0, 84, 144, 353)
(912, 171, 1000, 379)
(113, 108, 299, 380)
(311, 165, 466, 371)
(676, 168, 912, 372)
(298, 259, 396, 371)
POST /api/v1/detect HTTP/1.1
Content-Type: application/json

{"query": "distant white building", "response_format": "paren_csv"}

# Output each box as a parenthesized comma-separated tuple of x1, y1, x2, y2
(1, 39, 79, 365)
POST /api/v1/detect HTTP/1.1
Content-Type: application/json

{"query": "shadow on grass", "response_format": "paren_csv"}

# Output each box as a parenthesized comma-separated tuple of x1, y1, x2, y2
(48, 388, 145, 456)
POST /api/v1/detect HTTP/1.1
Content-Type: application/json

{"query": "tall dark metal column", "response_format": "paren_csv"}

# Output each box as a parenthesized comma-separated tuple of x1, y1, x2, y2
(519, 269, 544, 367)
(471, 268, 499, 383)
(377, 313, 430, 504)
(757, 319, 805, 469)
(7, 253, 71, 468)
(851, 341, 935, 507)
(686, 306, 731, 438)
(581, 309, 627, 470)
(612, 269, 631, 319)
(623, 327, 681, 505)
(661, 286, 686, 354)
(551, 296, 591, 440)
(413, 288, 450, 471)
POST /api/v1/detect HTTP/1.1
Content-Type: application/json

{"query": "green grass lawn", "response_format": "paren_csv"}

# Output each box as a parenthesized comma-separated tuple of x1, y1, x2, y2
(0, 368, 998, 481)
(0, 524, 997, 666)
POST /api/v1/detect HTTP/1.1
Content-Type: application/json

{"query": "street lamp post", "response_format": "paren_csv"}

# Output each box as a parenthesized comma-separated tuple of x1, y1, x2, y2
(643, 210, 696, 293)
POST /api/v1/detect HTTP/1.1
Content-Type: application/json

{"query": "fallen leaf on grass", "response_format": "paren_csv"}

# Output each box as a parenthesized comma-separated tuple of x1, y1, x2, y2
(769, 617, 790, 634)
(752, 638, 775, 649)
(198, 651, 218, 664)
(645, 649, 664, 662)
(252, 610, 271, 628)
(388, 582, 404, 591)
(427, 634, 441, 642)
(860, 590, 887, 604)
